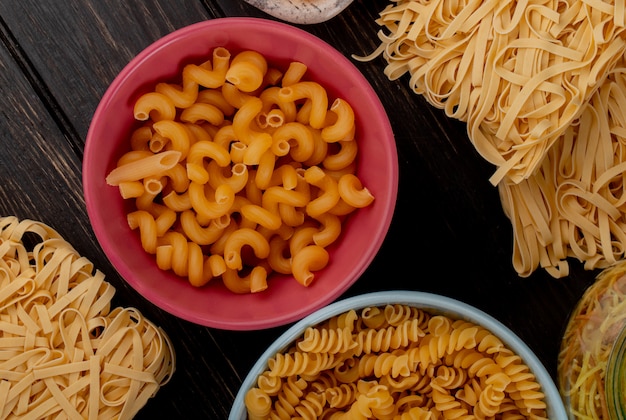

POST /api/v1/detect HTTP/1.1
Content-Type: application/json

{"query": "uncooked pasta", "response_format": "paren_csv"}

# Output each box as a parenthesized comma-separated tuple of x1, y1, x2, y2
(244, 304, 548, 419)
(107, 47, 375, 293)
(357, 0, 626, 278)
(355, 0, 626, 185)
(558, 261, 626, 418)
(0, 216, 175, 419)
(498, 59, 626, 278)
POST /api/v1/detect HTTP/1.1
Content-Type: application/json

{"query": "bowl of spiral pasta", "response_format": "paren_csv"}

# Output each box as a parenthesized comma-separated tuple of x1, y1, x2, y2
(82, 17, 398, 330)
(229, 291, 567, 419)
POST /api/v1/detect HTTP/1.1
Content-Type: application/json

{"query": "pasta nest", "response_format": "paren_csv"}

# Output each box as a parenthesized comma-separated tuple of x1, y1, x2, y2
(0, 216, 175, 419)
(499, 60, 626, 278)
(361, 0, 626, 279)
(362, 0, 626, 186)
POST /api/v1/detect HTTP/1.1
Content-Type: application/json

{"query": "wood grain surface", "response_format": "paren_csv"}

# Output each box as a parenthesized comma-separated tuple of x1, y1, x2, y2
(0, 0, 597, 418)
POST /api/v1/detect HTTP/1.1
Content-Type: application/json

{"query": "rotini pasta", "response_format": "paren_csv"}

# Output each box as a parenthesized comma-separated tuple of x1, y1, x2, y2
(105, 47, 375, 293)
(244, 304, 548, 419)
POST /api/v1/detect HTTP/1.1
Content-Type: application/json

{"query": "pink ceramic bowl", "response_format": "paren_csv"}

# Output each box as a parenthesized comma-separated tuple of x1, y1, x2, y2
(83, 17, 398, 330)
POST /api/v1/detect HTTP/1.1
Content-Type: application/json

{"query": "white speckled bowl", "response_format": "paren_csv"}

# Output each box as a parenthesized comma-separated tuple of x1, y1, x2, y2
(229, 291, 568, 419)
(243, 0, 354, 24)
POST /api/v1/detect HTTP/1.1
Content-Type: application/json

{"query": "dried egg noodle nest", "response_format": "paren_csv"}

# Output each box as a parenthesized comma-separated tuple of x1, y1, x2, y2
(0, 216, 175, 419)
(356, 0, 626, 185)
(499, 60, 626, 278)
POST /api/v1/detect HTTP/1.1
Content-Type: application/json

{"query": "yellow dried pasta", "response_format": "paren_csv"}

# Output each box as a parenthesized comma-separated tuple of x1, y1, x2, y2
(558, 262, 626, 419)
(106, 47, 375, 294)
(498, 60, 626, 278)
(359, 0, 626, 279)
(356, 0, 626, 185)
(244, 304, 548, 419)
(0, 216, 175, 419)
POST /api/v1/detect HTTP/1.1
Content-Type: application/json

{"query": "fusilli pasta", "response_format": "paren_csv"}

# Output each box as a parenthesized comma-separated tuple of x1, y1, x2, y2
(244, 304, 548, 419)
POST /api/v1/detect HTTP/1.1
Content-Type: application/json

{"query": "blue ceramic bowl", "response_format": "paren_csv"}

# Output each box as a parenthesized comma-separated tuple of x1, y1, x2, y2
(230, 290, 567, 419)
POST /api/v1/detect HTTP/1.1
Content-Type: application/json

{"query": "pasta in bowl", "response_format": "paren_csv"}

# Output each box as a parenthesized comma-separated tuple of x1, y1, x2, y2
(229, 291, 568, 419)
(82, 18, 398, 329)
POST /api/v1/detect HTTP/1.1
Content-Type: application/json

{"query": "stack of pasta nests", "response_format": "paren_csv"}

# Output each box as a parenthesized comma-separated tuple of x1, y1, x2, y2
(360, 0, 626, 278)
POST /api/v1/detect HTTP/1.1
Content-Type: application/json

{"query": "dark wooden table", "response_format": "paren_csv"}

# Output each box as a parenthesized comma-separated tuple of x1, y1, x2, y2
(0, 1, 598, 418)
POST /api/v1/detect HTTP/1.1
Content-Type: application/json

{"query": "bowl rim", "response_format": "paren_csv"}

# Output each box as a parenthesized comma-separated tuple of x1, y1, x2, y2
(228, 290, 568, 419)
(83, 17, 399, 329)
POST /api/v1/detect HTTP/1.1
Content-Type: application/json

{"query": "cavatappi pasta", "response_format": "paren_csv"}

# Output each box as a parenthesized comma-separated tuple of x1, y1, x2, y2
(0, 216, 175, 419)
(244, 304, 548, 419)
(106, 47, 375, 293)
(355, 0, 626, 186)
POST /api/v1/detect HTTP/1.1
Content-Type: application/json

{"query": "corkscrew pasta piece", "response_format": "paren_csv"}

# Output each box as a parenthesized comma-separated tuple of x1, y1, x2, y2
(207, 161, 249, 193)
(281, 61, 308, 87)
(127, 210, 159, 254)
(325, 383, 358, 409)
(155, 71, 199, 109)
(292, 390, 326, 419)
(297, 324, 356, 354)
(222, 265, 268, 294)
(311, 213, 342, 248)
(133, 91, 176, 121)
(0, 216, 175, 419)
(279, 81, 329, 129)
(244, 304, 549, 419)
(260, 86, 298, 124)
(186, 140, 231, 184)
(225, 50, 268, 93)
(303, 166, 340, 218)
(355, 318, 425, 356)
(118, 180, 145, 199)
(223, 227, 270, 270)
(335, 174, 373, 209)
(153, 119, 192, 161)
(196, 88, 236, 116)
(184, 46, 231, 89)
(322, 98, 355, 143)
(267, 351, 343, 378)
(105, 47, 375, 293)
(244, 387, 272, 420)
(180, 102, 225, 126)
(291, 245, 330, 286)
(271, 122, 315, 161)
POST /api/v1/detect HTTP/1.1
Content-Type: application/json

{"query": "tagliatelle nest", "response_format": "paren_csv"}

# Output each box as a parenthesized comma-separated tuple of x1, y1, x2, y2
(0, 216, 175, 419)
(357, 0, 626, 186)
(499, 60, 626, 278)
(357, 0, 626, 278)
